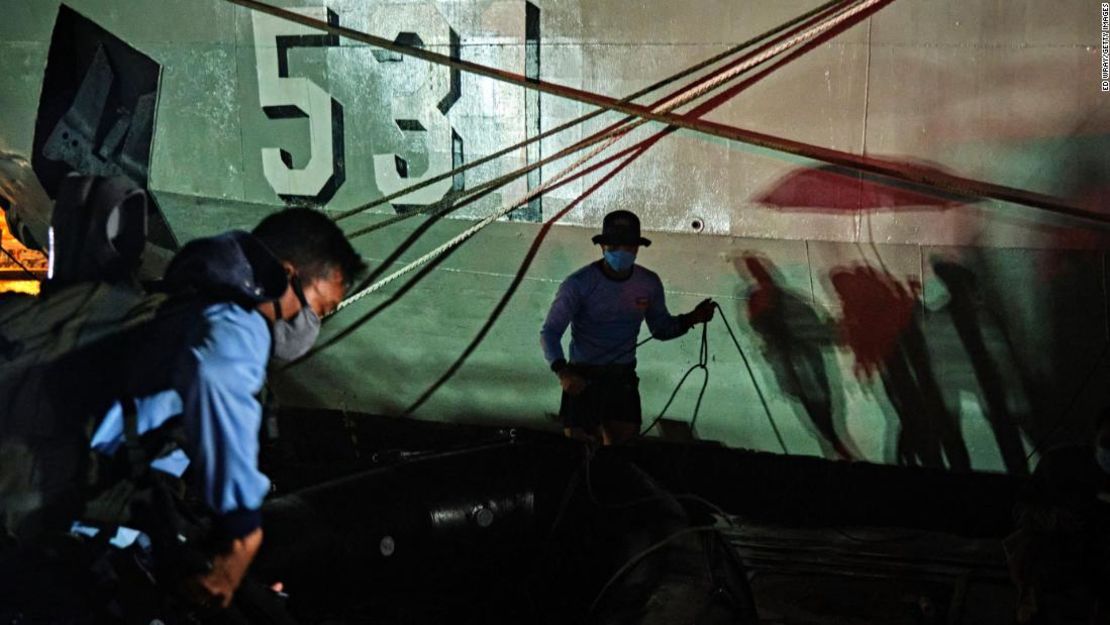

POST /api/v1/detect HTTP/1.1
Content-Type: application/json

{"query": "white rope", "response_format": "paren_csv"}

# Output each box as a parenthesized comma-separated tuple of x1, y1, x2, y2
(338, 0, 885, 311)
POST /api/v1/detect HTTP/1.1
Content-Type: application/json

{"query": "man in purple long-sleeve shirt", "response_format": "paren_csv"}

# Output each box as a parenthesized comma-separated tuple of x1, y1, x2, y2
(541, 210, 714, 444)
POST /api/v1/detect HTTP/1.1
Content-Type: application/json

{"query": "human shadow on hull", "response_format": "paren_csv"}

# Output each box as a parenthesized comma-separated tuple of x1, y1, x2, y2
(941, 247, 1110, 465)
(735, 253, 858, 461)
(830, 264, 971, 471)
(931, 260, 1029, 475)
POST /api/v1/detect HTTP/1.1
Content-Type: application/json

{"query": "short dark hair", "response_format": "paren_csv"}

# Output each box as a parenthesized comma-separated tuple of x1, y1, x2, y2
(252, 208, 366, 287)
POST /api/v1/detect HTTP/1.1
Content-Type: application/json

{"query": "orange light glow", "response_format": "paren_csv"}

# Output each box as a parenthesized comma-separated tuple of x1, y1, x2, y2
(1, 210, 46, 295)
(0, 280, 40, 295)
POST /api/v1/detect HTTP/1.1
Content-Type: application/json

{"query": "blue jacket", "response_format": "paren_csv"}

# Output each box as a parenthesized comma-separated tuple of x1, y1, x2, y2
(89, 302, 272, 541)
(88, 231, 283, 542)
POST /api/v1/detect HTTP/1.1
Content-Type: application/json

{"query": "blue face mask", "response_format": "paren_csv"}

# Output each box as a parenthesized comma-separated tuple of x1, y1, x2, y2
(603, 250, 637, 273)
(1097, 447, 1110, 475)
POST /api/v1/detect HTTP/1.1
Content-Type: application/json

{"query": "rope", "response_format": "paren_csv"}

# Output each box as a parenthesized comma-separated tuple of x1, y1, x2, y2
(712, 303, 789, 455)
(231, 0, 1103, 222)
(341, 0, 851, 239)
(378, 7, 844, 415)
(640, 322, 710, 438)
(331, 0, 850, 223)
(551, 300, 783, 452)
(228, 0, 844, 147)
(633, 304, 784, 453)
(337, 0, 888, 311)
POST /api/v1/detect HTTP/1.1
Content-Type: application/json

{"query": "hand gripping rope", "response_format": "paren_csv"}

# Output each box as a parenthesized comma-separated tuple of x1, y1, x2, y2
(563, 301, 787, 454)
(636, 303, 788, 454)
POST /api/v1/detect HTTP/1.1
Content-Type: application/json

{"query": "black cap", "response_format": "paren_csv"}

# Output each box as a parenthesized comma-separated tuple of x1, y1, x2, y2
(591, 210, 652, 247)
(164, 230, 287, 305)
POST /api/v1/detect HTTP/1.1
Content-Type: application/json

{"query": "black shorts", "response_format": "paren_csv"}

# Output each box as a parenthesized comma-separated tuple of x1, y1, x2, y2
(559, 363, 642, 430)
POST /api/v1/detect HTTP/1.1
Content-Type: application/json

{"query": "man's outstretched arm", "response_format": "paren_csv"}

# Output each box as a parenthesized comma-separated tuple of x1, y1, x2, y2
(645, 276, 714, 340)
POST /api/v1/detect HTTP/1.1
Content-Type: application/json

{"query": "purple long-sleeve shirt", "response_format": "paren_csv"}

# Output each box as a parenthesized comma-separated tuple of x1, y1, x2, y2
(541, 261, 689, 367)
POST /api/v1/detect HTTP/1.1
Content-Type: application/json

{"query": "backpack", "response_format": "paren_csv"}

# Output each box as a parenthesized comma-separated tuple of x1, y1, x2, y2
(0, 178, 285, 548)
(0, 280, 173, 543)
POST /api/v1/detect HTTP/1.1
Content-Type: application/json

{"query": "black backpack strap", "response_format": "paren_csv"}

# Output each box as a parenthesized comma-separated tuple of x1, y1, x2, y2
(122, 397, 147, 481)
(82, 401, 185, 528)
(80, 399, 141, 527)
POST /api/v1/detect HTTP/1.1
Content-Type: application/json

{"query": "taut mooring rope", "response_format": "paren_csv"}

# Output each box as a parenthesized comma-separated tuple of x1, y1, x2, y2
(231, 0, 1103, 222)
(330, 0, 850, 224)
(337, 0, 892, 311)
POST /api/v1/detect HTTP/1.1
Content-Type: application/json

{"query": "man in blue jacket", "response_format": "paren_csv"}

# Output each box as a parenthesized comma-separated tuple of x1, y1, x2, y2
(92, 208, 364, 608)
(540, 210, 714, 445)
(0, 206, 363, 618)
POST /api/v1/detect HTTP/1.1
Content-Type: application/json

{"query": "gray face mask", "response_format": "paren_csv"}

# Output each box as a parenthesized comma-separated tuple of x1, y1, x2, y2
(271, 275, 321, 364)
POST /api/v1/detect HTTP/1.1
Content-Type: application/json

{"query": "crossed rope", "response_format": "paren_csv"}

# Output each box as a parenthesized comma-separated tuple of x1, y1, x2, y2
(335, 0, 890, 310)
